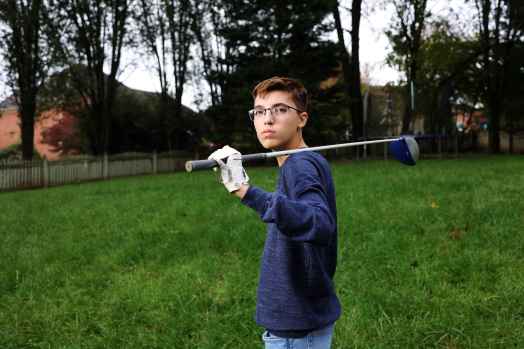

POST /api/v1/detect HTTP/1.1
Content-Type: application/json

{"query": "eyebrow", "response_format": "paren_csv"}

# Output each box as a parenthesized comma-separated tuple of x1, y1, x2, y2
(253, 103, 288, 109)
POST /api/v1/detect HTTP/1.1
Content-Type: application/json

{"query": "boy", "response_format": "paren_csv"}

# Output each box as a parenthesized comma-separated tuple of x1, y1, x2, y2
(208, 76, 341, 349)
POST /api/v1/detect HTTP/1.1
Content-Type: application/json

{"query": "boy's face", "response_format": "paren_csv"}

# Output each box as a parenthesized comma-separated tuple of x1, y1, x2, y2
(253, 90, 308, 151)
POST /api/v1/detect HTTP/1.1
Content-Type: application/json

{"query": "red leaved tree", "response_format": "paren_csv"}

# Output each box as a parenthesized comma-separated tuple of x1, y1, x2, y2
(40, 111, 82, 156)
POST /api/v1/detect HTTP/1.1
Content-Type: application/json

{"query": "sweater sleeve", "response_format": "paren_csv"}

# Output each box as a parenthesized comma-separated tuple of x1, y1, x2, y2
(241, 157, 336, 245)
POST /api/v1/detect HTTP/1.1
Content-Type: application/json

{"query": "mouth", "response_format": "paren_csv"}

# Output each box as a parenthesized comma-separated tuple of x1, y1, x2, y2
(261, 130, 276, 138)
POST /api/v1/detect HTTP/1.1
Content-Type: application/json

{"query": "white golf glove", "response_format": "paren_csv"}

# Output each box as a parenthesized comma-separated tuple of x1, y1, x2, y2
(208, 145, 249, 193)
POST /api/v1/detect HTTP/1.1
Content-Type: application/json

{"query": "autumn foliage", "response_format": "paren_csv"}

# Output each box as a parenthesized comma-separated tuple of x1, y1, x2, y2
(40, 110, 82, 156)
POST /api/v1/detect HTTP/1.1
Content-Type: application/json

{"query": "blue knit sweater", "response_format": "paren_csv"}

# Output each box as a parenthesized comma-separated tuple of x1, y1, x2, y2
(241, 151, 341, 332)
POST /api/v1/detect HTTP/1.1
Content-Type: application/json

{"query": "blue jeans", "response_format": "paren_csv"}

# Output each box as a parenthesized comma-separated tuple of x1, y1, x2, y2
(262, 323, 335, 349)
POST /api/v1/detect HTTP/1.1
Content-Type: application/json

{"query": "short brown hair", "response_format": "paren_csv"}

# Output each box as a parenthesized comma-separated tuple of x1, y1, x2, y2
(251, 76, 309, 112)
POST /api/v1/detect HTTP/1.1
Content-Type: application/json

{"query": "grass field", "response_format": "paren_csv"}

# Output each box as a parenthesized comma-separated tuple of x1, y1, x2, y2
(1, 155, 523, 348)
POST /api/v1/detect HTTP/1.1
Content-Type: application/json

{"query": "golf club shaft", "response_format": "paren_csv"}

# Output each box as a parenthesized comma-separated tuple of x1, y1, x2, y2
(185, 137, 401, 172)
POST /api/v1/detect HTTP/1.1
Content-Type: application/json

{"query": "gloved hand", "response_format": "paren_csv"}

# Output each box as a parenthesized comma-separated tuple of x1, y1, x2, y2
(208, 145, 249, 193)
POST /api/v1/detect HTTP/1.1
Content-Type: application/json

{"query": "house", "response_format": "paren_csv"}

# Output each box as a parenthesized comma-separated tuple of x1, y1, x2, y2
(319, 71, 425, 137)
(0, 101, 79, 160)
(0, 79, 198, 159)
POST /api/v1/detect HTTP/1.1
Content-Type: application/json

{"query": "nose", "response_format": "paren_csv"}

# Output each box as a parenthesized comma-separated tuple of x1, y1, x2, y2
(263, 110, 275, 125)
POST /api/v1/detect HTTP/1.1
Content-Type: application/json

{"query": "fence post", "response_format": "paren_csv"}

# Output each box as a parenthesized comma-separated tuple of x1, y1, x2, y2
(84, 159, 89, 180)
(103, 153, 109, 179)
(153, 151, 158, 174)
(43, 158, 49, 188)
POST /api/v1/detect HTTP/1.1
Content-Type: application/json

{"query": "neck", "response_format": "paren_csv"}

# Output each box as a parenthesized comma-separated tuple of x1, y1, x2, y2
(275, 135, 307, 167)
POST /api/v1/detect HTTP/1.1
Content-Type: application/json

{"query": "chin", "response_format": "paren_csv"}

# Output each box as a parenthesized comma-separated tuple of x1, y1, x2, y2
(259, 138, 282, 150)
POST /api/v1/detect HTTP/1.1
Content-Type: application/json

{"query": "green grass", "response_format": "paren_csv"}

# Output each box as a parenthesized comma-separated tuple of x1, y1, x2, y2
(1, 156, 523, 348)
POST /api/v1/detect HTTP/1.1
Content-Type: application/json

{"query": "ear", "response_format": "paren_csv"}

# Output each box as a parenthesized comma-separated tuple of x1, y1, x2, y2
(298, 112, 308, 129)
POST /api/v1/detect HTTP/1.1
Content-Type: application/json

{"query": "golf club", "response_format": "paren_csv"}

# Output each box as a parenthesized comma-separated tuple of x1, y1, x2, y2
(185, 136, 420, 172)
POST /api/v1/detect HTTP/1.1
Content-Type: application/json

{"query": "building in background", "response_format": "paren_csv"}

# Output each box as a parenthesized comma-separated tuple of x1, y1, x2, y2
(0, 99, 80, 160)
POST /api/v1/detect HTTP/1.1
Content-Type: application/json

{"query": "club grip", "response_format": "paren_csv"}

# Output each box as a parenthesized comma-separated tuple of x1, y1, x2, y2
(185, 152, 267, 172)
(185, 159, 217, 172)
(241, 153, 266, 162)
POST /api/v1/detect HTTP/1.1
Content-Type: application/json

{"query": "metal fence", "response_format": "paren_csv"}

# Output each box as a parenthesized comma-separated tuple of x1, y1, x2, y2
(328, 134, 472, 160)
(0, 152, 189, 192)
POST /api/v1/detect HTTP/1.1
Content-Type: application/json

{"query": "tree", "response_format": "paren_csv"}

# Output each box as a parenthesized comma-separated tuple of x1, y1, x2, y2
(134, 0, 172, 150)
(502, 33, 524, 153)
(194, 0, 340, 151)
(191, 0, 234, 107)
(332, 0, 364, 145)
(54, 0, 132, 155)
(164, 0, 193, 150)
(416, 19, 483, 136)
(133, 0, 193, 151)
(471, 0, 523, 152)
(40, 111, 83, 155)
(135, 0, 169, 100)
(386, 0, 430, 133)
(503, 0, 524, 153)
(0, 0, 51, 160)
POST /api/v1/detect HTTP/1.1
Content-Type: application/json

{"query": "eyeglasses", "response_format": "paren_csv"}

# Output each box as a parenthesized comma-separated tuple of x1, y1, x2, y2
(248, 103, 303, 122)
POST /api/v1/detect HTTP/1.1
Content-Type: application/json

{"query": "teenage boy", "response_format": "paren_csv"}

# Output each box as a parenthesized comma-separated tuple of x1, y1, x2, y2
(208, 76, 341, 349)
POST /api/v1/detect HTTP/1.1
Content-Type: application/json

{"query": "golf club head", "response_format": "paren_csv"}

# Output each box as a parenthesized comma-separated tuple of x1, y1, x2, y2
(389, 136, 419, 165)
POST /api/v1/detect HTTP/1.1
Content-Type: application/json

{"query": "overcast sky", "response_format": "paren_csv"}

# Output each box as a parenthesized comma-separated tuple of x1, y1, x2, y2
(0, 1, 472, 109)
(111, 3, 405, 110)
(116, 3, 403, 109)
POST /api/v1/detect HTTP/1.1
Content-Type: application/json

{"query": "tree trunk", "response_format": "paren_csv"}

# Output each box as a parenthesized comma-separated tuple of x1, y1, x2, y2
(403, 58, 418, 133)
(402, 85, 412, 133)
(478, 0, 503, 153)
(173, 87, 184, 149)
(437, 81, 453, 134)
(349, 0, 364, 141)
(3, 0, 44, 160)
(165, 0, 192, 150)
(333, 0, 363, 145)
(90, 103, 104, 155)
(20, 102, 36, 160)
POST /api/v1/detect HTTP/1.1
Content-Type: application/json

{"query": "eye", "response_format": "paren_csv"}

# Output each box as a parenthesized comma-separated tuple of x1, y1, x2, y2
(254, 109, 265, 117)
(275, 106, 288, 114)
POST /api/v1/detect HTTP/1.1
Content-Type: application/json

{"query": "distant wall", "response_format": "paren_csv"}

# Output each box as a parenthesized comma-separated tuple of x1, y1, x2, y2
(0, 108, 77, 160)
(0, 108, 19, 149)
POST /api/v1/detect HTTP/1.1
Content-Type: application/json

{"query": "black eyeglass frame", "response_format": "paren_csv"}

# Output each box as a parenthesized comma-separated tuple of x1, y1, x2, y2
(248, 103, 304, 122)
